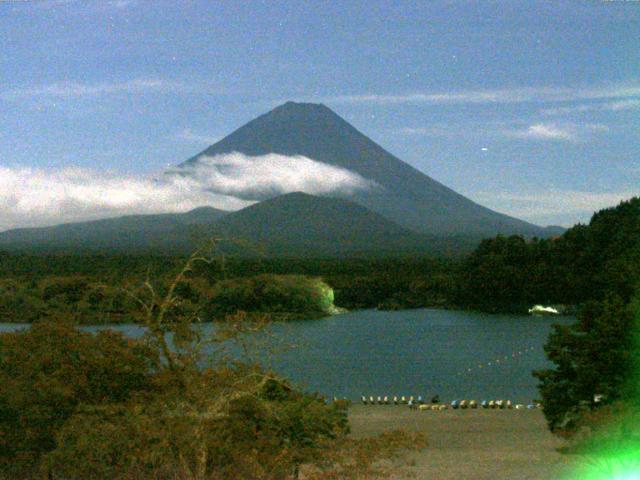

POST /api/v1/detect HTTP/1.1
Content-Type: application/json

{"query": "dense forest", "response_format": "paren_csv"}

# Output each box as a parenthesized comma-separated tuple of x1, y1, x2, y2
(0, 198, 638, 323)
(525, 198, 639, 453)
(449, 197, 640, 444)
(456, 197, 640, 313)
(0, 254, 459, 324)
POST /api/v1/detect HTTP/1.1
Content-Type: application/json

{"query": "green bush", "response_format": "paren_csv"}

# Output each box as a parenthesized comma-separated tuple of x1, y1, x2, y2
(207, 274, 338, 320)
(0, 321, 157, 475)
(41, 367, 349, 480)
(41, 277, 90, 302)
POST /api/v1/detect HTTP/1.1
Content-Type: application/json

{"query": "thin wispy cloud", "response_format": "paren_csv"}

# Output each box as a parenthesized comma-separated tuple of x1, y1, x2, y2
(508, 122, 608, 142)
(472, 189, 639, 226)
(23, 0, 136, 12)
(174, 129, 220, 145)
(394, 121, 609, 142)
(0, 78, 215, 101)
(511, 124, 576, 141)
(0, 153, 377, 231)
(109, 0, 135, 8)
(542, 99, 640, 115)
(325, 83, 640, 106)
(394, 123, 507, 140)
(395, 126, 464, 137)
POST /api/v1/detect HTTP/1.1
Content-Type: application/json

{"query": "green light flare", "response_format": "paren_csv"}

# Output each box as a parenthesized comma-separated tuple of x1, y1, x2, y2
(564, 299, 640, 479)
(316, 281, 339, 315)
(568, 447, 640, 480)
(632, 296, 640, 404)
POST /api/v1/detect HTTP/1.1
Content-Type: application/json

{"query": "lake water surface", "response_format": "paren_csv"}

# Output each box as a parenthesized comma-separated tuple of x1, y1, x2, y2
(0, 308, 573, 403)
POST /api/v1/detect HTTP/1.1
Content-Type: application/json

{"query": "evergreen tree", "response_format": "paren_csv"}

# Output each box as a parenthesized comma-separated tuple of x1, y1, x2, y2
(533, 296, 636, 432)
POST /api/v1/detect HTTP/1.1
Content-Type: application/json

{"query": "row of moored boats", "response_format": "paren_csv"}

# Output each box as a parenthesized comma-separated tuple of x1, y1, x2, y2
(359, 396, 541, 410)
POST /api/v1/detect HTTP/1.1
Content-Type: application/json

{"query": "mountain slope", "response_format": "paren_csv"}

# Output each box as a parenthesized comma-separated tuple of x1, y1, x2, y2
(180, 101, 551, 237)
(0, 207, 227, 253)
(0, 194, 477, 257)
(211, 192, 432, 256)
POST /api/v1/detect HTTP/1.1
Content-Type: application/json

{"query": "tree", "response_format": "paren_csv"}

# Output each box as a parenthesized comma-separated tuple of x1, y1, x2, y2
(2, 245, 425, 479)
(0, 321, 157, 476)
(533, 295, 636, 433)
(206, 274, 339, 320)
(458, 197, 640, 313)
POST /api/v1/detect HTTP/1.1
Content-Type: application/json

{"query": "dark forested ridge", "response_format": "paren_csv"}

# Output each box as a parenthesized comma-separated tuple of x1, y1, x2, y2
(450, 197, 640, 442)
(0, 207, 227, 254)
(210, 192, 426, 257)
(456, 197, 640, 313)
(0, 193, 480, 257)
(525, 198, 640, 438)
(0, 252, 459, 324)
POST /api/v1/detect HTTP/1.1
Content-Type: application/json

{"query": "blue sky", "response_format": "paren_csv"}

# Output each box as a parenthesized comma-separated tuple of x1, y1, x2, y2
(0, 0, 639, 229)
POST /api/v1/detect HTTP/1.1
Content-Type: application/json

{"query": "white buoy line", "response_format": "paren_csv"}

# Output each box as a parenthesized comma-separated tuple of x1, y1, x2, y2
(455, 345, 538, 377)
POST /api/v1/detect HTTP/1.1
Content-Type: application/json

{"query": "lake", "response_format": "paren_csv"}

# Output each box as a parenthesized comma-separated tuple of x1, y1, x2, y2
(0, 308, 573, 403)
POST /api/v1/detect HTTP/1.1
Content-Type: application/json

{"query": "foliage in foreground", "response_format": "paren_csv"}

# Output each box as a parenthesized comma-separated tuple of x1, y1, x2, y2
(556, 402, 640, 480)
(0, 249, 426, 479)
(0, 321, 157, 472)
(533, 296, 637, 433)
(525, 198, 640, 464)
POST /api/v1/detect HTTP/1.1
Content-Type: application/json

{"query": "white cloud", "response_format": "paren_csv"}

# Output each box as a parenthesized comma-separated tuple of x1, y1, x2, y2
(511, 123, 576, 141)
(17, 0, 139, 16)
(109, 0, 135, 8)
(396, 126, 458, 137)
(0, 153, 376, 231)
(472, 189, 639, 226)
(8, 79, 640, 107)
(170, 152, 377, 200)
(0, 166, 252, 231)
(508, 122, 609, 142)
(323, 83, 640, 106)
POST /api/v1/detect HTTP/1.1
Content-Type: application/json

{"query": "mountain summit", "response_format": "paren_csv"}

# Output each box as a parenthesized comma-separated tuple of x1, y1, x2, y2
(180, 101, 548, 236)
(0, 102, 560, 256)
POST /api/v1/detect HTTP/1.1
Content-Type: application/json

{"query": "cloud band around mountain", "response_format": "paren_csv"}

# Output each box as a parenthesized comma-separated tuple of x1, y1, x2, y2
(169, 152, 378, 200)
(0, 153, 376, 231)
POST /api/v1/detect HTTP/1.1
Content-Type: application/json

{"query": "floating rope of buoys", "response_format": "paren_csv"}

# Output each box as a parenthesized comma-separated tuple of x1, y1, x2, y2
(455, 345, 538, 377)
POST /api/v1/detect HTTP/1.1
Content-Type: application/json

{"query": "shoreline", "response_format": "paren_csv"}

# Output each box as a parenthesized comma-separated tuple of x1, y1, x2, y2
(0, 305, 574, 327)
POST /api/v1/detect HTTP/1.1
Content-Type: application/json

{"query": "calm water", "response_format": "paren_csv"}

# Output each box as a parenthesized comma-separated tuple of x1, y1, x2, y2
(0, 309, 573, 403)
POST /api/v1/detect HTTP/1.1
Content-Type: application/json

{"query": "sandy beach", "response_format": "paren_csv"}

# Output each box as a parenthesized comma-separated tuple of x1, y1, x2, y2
(349, 405, 579, 479)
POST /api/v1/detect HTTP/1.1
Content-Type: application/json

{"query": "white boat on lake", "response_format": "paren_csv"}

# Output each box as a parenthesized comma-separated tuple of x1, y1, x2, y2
(528, 305, 559, 316)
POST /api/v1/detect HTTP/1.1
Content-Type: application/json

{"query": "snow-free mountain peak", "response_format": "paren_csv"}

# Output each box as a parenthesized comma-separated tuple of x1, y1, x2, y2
(180, 102, 551, 237)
